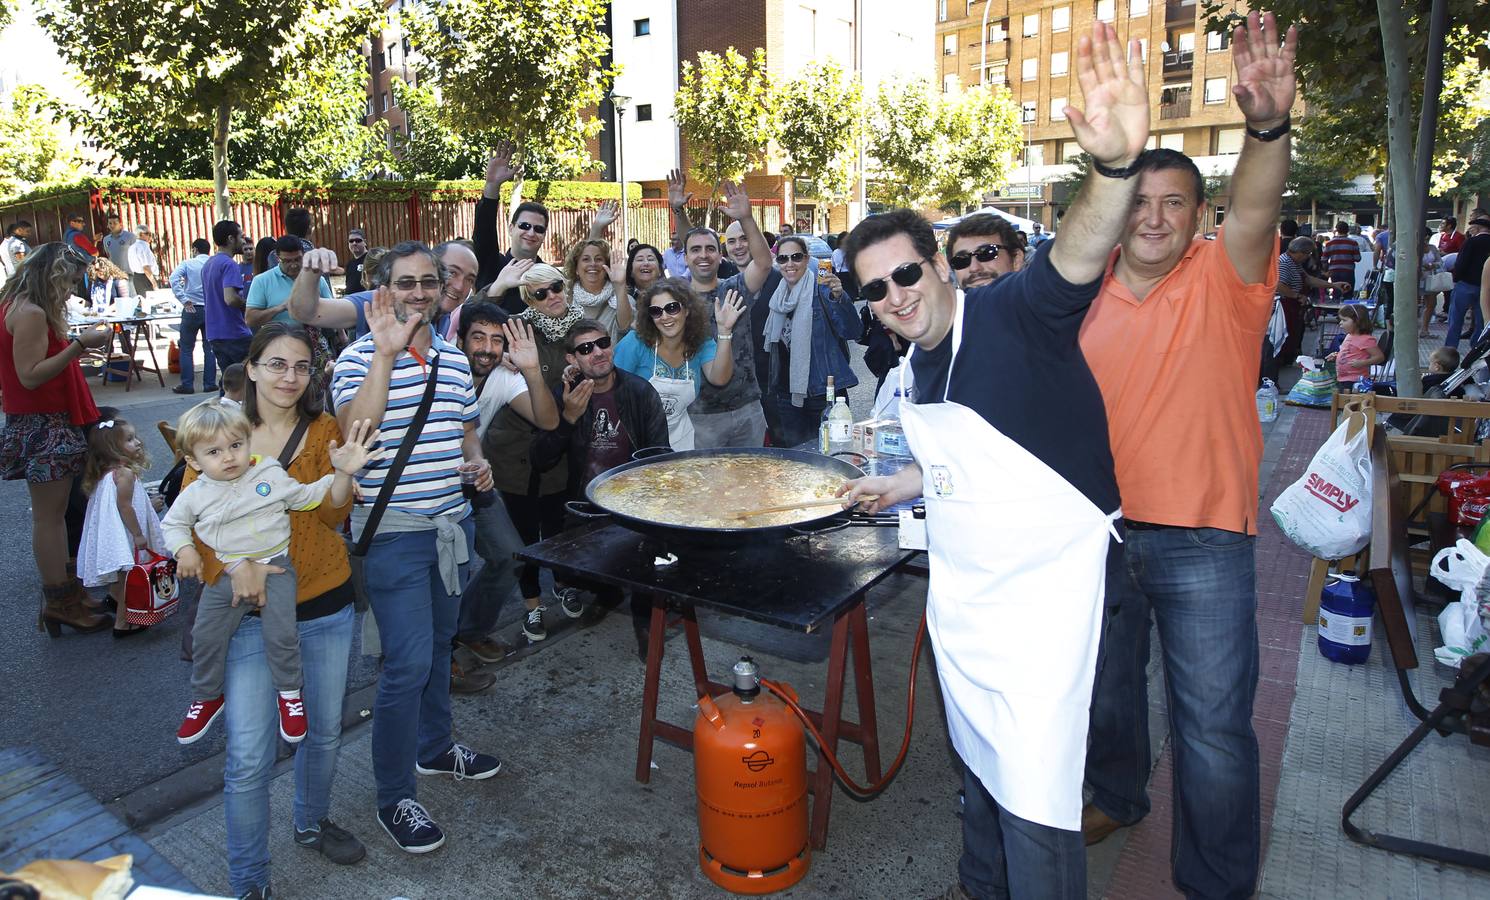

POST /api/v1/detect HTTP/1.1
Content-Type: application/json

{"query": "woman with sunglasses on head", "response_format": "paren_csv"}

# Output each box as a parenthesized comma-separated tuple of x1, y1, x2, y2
(564, 238, 632, 341)
(612, 278, 745, 450)
(482, 262, 583, 641)
(759, 235, 861, 446)
(0, 243, 114, 635)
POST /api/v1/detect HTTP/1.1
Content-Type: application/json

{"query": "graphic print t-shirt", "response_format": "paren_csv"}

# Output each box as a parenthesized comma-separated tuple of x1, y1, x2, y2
(583, 387, 632, 483)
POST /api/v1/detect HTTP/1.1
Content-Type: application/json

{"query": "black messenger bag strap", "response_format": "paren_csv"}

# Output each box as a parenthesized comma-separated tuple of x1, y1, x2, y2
(352, 353, 441, 556)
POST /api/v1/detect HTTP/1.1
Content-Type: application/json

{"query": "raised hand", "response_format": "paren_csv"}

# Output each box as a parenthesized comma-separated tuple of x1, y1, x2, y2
(592, 200, 619, 232)
(720, 181, 752, 221)
(605, 248, 628, 288)
(562, 375, 594, 424)
(329, 418, 382, 475)
(823, 271, 845, 298)
(502, 319, 540, 372)
(486, 144, 518, 186)
(715, 289, 746, 333)
(1066, 21, 1149, 166)
(667, 168, 694, 210)
(490, 258, 534, 297)
(302, 248, 339, 278)
(365, 286, 422, 359)
(1231, 11, 1298, 128)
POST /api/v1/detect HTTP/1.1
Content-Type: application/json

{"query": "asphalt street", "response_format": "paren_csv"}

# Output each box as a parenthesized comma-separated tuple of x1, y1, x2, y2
(0, 335, 885, 818)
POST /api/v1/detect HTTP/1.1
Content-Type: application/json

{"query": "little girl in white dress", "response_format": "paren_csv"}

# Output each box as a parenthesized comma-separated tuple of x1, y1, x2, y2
(77, 414, 167, 636)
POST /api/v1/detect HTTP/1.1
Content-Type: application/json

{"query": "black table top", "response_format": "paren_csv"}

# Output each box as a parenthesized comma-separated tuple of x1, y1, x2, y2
(515, 520, 918, 633)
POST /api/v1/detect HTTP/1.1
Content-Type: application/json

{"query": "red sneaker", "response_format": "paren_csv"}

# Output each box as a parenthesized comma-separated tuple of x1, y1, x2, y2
(278, 691, 307, 743)
(178, 695, 225, 744)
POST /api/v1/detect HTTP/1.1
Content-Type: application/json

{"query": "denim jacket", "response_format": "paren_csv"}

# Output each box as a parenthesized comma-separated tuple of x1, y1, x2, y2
(764, 281, 861, 400)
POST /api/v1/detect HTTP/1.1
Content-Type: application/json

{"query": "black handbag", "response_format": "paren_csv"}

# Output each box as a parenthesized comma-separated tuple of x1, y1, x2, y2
(345, 353, 442, 611)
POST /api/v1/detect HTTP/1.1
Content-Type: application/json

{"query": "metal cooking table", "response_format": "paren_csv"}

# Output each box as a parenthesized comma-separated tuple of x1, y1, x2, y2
(515, 519, 920, 850)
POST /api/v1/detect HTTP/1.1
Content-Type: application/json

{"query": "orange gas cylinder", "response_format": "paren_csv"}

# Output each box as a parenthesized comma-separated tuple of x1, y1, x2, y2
(694, 657, 810, 894)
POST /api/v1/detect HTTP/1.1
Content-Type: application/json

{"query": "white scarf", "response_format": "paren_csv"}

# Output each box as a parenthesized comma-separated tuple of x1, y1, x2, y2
(763, 273, 818, 406)
(571, 281, 617, 313)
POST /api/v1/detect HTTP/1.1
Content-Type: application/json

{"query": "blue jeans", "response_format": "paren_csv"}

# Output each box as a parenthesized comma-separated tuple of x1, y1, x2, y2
(177, 304, 217, 390)
(1445, 281, 1483, 350)
(363, 519, 474, 808)
(959, 757, 1085, 900)
(457, 498, 524, 643)
(1086, 525, 1260, 899)
(222, 603, 354, 897)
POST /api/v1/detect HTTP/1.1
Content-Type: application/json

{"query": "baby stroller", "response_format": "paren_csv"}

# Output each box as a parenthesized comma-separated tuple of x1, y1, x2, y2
(1387, 328, 1490, 437)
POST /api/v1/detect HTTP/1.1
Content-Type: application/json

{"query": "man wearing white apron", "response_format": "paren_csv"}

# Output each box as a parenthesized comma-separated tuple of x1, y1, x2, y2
(842, 23, 1149, 898)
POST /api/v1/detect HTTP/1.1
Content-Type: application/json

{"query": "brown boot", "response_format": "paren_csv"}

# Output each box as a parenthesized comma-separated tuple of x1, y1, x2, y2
(1081, 803, 1125, 846)
(69, 577, 108, 613)
(38, 582, 111, 637)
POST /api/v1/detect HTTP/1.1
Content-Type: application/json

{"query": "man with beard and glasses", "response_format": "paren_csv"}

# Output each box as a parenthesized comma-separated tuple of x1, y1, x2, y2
(291, 242, 474, 339)
(450, 302, 558, 680)
(474, 145, 615, 313)
(945, 213, 1026, 292)
(331, 241, 501, 855)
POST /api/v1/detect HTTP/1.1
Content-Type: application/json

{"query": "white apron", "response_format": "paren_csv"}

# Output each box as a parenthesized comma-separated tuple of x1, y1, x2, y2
(650, 346, 698, 451)
(900, 292, 1119, 830)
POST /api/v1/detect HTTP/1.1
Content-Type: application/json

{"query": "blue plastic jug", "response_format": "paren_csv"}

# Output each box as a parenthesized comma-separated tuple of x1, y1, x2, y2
(1317, 571, 1375, 664)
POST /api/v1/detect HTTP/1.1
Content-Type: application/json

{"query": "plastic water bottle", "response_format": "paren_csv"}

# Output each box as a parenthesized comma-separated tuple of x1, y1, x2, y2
(1317, 571, 1375, 664)
(875, 420, 911, 458)
(1255, 379, 1279, 423)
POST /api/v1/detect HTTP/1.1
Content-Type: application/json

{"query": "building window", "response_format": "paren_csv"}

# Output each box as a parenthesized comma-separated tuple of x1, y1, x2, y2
(1131, 0, 1149, 15)
(1138, 38, 1148, 60)
(944, 73, 961, 93)
(381, 92, 389, 112)
(1023, 13, 1040, 36)
(1026, 144, 1045, 167)
(1051, 51, 1068, 76)
(1206, 29, 1230, 52)
(1053, 5, 1071, 31)
(1022, 57, 1038, 80)
(1059, 140, 1084, 161)
(945, 34, 958, 56)
(636, 104, 653, 121)
(1159, 132, 1185, 151)
(989, 19, 1008, 42)
(1021, 100, 1037, 123)
(634, 18, 650, 36)
(1215, 126, 1244, 155)
(939, 0, 947, 22)
(986, 62, 1008, 85)
(366, 98, 373, 117)
(1051, 98, 1067, 121)
(1177, 31, 1195, 53)
(1204, 76, 1228, 103)
(1096, 0, 1115, 22)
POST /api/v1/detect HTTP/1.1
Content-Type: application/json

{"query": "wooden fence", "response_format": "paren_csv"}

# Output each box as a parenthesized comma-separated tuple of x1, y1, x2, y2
(0, 186, 783, 276)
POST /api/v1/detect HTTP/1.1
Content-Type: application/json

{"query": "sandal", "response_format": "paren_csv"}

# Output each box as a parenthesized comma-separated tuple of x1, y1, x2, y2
(112, 622, 149, 639)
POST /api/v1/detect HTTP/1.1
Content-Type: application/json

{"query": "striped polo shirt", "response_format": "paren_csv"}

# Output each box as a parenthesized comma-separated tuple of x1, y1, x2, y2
(332, 330, 477, 517)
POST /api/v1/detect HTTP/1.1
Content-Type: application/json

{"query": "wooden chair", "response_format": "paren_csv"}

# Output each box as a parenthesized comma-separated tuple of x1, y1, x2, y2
(157, 421, 181, 463)
(1342, 425, 1490, 871)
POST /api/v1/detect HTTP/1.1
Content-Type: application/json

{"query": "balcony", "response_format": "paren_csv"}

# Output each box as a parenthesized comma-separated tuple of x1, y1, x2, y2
(1166, 0, 1196, 25)
(1162, 50, 1194, 74)
(969, 38, 1010, 63)
(1159, 88, 1192, 119)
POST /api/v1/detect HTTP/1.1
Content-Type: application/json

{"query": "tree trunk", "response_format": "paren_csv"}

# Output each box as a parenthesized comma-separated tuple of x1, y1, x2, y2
(1378, 0, 1421, 396)
(212, 102, 231, 221)
(1310, 198, 1317, 229)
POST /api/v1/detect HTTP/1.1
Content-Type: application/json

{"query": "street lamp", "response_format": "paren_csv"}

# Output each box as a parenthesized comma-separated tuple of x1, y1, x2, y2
(609, 92, 632, 245)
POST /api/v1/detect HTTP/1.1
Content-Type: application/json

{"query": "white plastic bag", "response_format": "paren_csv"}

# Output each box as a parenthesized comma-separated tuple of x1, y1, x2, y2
(872, 362, 913, 420)
(1435, 600, 1489, 668)
(1270, 416, 1372, 559)
(1431, 540, 1490, 667)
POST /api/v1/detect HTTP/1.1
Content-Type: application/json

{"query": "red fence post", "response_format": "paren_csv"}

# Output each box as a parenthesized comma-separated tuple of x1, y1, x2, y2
(408, 191, 421, 242)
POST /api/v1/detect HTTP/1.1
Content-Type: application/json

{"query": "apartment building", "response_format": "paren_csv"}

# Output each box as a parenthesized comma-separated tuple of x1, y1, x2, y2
(362, 0, 412, 149)
(936, 0, 1290, 229)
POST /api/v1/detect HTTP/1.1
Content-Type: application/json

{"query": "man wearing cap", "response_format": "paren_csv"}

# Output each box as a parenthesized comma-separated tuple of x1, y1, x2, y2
(126, 224, 161, 296)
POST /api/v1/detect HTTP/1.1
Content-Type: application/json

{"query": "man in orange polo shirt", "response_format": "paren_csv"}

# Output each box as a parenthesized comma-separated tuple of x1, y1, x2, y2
(1077, 12, 1297, 899)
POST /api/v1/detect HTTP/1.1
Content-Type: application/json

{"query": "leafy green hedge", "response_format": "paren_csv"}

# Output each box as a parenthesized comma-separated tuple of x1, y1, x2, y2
(1, 177, 647, 210)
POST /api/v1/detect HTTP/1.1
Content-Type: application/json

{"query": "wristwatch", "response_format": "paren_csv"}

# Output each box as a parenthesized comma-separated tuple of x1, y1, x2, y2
(1246, 115, 1292, 142)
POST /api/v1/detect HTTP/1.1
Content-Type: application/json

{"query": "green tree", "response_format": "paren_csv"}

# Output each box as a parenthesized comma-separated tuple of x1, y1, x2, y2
(388, 81, 491, 181)
(1283, 133, 1354, 223)
(38, 0, 376, 217)
(674, 47, 775, 216)
(0, 86, 72, 195)
(776, 60, 861, 205)
(933, 85, 1023, 210)
(402, 0, 614, 198)
(864, 77, 942, 208)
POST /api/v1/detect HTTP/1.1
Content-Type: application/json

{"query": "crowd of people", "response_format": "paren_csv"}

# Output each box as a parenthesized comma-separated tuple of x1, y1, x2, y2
(0, 10, 1477, 900)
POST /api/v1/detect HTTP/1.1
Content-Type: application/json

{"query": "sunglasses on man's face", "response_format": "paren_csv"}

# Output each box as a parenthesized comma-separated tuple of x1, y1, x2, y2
(531, 280, 565, 301)
(348, 237, 365, 244)
(775, 251, 807, 264)
(948, 243, 1011, 270)
(516, 221, 548, 235)
(571, 334, 613, 356)
(860, 258, 934, 303)
(648, 300, 685, 319)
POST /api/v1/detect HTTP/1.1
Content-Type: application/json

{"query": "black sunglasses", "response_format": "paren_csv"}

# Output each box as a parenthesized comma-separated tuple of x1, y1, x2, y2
(774, 251, 807, 264)
(948, 243, 1011, 270)
(516, 221, 548, 235)
(860, 257, 934, 303)
(648, 300, 684, 318)
(571, 334, 613, 356)
(531, 280, 565, 300)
